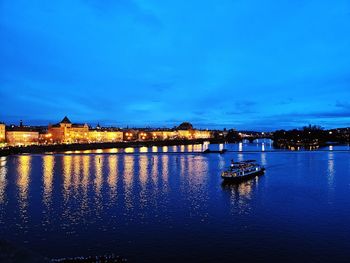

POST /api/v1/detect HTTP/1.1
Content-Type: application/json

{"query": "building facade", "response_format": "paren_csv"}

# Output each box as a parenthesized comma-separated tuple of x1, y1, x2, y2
(177, 129, 195, 139)
(5, 121, 39, 146)
(123, 130, 138, 141)
(150, 130, 177, 140)
(6, 129, 39, 146)
(176, 122, 212, 140)
(88, 129, 123, 143)
(49, 116, 89, 143)
(192, 130, 212, 139)
(1, 119, 213, 146)
(0, 123, 5, 143)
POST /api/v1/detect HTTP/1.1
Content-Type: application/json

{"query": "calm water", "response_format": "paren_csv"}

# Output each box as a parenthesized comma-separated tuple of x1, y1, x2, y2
(1, 142, 350, 262)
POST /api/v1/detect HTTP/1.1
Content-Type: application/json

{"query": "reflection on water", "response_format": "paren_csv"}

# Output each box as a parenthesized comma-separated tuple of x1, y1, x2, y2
(161, 155, 169, 184)
(124, 155, 134, 210)
(139, 155, 148, 208)
(0, 157, 7, 204)
(261, 152, 267, 166)
(63, 155, 72, 202)
(221, 177, 258, 215)
(43, 155, 54, 208)
(17, 155, 31, 220)
(82, 155, 90, 189)
(1, 143, 350, 262)
(218, 155, 226, 170)
(151, 155, 159, 185)
(81, 155, 90, 216)
(108, 155, 118, 202)
(327, 152, 335, 190)
(139, 155, 148, 186)
(237, 153, 244, 162)
(73, 155, 82, 191)
(94, 156, 103, 197)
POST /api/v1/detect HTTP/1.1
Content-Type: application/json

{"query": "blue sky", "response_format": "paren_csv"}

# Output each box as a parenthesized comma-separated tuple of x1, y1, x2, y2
(1, 0, 350, 130)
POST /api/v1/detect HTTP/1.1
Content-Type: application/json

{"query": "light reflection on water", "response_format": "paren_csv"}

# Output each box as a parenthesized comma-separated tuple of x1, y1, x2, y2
(17, 155, 31, 222)
(0, 157, 7, 204)
(0, 143, 350, 262)
(94, 155, 104, 214)
(124, 155, 134, 210)
(108, 155, 118, 203)
(43, 155, 54, 209)
(221, 178, 257, 216)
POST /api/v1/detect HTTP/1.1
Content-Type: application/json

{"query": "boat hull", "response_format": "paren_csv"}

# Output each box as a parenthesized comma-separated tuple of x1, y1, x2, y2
(221, 169, 265, 183)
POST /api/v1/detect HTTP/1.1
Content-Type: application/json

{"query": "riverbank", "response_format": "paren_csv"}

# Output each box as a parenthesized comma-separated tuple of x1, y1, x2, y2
(0, 138, 225, 156)
(272, 140, 349, 150)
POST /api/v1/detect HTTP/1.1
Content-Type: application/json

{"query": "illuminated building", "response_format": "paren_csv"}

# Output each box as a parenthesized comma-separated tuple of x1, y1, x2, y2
(139, 123, 212, 141)
(138, 131, 150, 141)
(192, 130, 212, 139)
(137, 130, 177, 141)
(48, 116, 89, 143)
(138, 124, 212, 141)
(177, 122, 195, 139)
(177, 129, 195, 139)
(39, 132, 53, 144)
(1, 118, 213, 146)
(176, 122, 213, 140)
(0, 123, 5, 143)
(5, 121, 39, 146)
(150, 130, 177, 140)
(123, 130, 138, 141)
(89, 129, 123, 142)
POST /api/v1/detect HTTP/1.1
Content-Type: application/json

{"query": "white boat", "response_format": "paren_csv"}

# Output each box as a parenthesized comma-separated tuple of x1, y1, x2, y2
(221, 160, 265, 182)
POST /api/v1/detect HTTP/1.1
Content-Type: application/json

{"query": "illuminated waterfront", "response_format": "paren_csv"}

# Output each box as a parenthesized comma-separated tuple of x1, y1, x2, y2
(1, 142, 350, 262)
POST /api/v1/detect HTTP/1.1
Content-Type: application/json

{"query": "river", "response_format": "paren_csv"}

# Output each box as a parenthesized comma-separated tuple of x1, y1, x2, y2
(0, 141, 350, 262)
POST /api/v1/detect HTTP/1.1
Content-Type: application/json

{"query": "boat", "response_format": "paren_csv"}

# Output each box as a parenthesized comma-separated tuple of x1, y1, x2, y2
(203, 149, 227, 154)
(221, 160, 265, 182)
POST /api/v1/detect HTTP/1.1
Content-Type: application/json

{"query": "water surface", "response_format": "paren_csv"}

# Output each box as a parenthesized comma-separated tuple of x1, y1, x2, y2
(1, 143, 350, 262)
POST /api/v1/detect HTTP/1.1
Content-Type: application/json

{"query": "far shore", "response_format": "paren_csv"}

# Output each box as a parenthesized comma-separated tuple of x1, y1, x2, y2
(0, 138, 226, 156)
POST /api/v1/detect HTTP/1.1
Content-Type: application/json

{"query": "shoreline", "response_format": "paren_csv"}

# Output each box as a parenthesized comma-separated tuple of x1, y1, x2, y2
(1, 140, 348, 157)
(0, 138, 225, 157)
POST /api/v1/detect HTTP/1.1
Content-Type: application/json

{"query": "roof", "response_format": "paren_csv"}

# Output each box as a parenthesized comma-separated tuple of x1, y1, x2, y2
(60, 116, 72, 124)
(177, 122, 193, 130)
(6, 126, 39, 133)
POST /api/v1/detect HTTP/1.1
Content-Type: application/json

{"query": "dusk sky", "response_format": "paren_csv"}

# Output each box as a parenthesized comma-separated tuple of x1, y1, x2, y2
(1, 0, 350, 130)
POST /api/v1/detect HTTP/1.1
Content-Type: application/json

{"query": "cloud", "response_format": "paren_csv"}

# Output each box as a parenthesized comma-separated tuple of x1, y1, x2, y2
(83, 0, 162, 29)
(336, 101, 350, 110)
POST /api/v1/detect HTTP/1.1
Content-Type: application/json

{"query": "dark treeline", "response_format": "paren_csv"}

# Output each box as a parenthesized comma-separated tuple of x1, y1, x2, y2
(212, 129, 242, 143)
(273, 125, 350, 149)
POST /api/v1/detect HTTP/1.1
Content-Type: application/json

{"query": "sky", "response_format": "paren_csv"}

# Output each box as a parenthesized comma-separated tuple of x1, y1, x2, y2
(1, 0, 350, 130)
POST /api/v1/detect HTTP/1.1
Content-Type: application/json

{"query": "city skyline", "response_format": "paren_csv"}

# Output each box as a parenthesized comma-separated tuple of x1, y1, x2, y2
(0, 114, 349, 132)
(1, 0, 350, 130)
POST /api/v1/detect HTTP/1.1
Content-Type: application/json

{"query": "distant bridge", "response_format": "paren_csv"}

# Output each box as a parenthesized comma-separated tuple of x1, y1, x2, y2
(239, 132, 274, 143)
